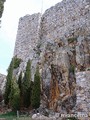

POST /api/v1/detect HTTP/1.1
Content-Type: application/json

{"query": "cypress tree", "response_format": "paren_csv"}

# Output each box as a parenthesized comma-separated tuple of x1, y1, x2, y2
(31, 66, 41, 109)
(18, 72, 22, 93)
(4, 58, 14, 105)
(9, 77, 20, 111)
(17, 72, 23, 108)
(4, 57, 22, 107)
(22, 60, 31, 108)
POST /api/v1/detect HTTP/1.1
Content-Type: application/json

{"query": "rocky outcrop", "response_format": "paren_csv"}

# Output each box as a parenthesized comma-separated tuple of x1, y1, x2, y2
(13, 0, 90, 118)
(0, 73, 6, 94)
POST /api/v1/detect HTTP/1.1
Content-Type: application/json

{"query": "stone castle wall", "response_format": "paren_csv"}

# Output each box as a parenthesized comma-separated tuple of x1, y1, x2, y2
(13, 0, 90, 118)
(14, 0, 90, 71)
(41, 0, 90, 40)
(14, 13, 41, 61)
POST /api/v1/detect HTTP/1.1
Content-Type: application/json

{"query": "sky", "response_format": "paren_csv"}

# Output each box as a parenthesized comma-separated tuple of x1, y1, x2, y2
(0, 0, 62, 75)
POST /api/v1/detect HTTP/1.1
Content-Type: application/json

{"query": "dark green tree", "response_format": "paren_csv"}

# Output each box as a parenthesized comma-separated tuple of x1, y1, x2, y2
(31, 66, 41, 109)
(22, 60, 31, 108)
(9, 77, 20, 111)
(4, 58, 14, 105)
(13, 56, 22, 69)
(17, 72, 23, 108)
(18, 72, 22, 93)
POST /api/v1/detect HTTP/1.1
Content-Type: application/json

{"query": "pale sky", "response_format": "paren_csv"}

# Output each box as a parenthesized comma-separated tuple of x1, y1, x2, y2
(0, 0, 62, 75)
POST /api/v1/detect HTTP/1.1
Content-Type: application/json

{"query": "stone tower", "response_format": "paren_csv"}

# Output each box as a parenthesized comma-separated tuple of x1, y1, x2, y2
(14, 13, 41, 80)
(14, 13, 41, 61)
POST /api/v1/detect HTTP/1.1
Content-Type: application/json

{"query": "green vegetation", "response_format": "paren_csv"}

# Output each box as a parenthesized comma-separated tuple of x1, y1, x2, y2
(0, 111, 16, 117)
(4, 56, 22, 106)
(22, 60, 31, 108)
(68, 37, 77, 43)
(0, 111, 16, 120)
(4, 57, 41, 110)
(4, 58, 13, 105)
(9, 77, 20, 111)
(13, 56, 22, 69)
(0, 111, 32, 120)
(17, 72, 23, 108)
(18, 72, 22, 92)
(69, 64, 75, 75)
(31, 66, 41, 109)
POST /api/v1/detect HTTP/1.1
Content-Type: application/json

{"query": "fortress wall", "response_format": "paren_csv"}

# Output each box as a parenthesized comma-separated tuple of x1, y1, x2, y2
(13, 0, 90, 115)
(40, 0, 90, 45)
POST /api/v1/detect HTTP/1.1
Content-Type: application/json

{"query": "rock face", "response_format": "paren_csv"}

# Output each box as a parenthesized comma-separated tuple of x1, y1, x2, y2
(0, 73, 6, 94)
(13, 0, 90, 118)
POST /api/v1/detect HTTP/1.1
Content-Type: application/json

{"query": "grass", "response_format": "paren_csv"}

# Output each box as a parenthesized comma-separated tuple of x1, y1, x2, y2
(0, 111, 16, 120)
(0, 111, 32, 120)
